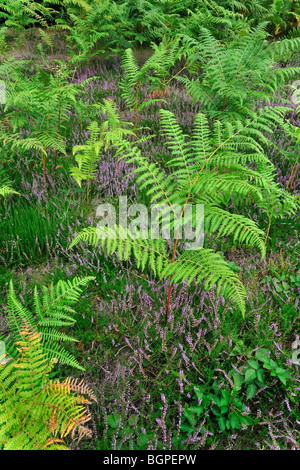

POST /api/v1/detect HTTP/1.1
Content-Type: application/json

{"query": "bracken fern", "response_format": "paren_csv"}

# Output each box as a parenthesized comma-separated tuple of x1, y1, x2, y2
(69, 108, 298, 321)
(1, 277, 94, 371)
(0, 319, 97, 450)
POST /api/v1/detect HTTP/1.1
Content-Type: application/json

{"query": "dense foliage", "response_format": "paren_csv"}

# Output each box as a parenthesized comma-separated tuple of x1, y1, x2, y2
(0, 0, 299, 451)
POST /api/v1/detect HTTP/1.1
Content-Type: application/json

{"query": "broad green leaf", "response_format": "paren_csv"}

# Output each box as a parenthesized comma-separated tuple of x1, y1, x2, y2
(180, 424, 194, 435)
(256, 368, 264, 384)
(233, 373, 245, 390)
(246, 383, 257, 400)
(247, 359, 260, 370)
(107, 414, 120, 429)
(255, 349, 270, 362)
(189, 406, 204, 416)
(229, 414, 240, 429)
(245, 367, 257, 382)
(217, 417, 226, 432)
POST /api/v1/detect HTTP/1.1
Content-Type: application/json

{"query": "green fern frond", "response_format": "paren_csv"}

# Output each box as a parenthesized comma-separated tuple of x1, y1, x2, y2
(0, 184, 20, 201)
(177, 24, 300, 121)
(2, 277, 94, 371)
(69, 226, 170, 277)
(204, 206, 266, 258)
(0, 320, 96, 450)
(162, 249, 246, 316)
(70, 104, 300, 318)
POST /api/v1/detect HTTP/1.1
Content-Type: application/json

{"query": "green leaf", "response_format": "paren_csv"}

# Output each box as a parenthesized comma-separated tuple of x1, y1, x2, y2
(246, 383, 257, 400)
(128, 415, 139, 426)
(247, 359, 260, 370)
(282, 281, 290, 291)
(180, 424, 194, 435)
(240, 415, 252, 427)
(277, 375, 287, 386)
(229, 414, 240, 429)
(245, 368, 257, 382)
(256, 368, 264, 384)
(275, 367, 290, 377)
(137, 433, 148, 448)
(220, 397, 230, 407)
(220, 405, 229, 414)
(255, 349, 270, 362)
(217, 417, 226, 432)
(184, 410, 197, 426)
(189, 406, 204, 416)
(107, 414, 120, 429)
(233, 372, 245, 390)
(269, 359, 278, 369)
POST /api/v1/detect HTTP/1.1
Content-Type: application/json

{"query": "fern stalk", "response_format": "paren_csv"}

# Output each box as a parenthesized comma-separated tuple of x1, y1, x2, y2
(287, 156, 300, 192)
(133, 83, 141, 142)
(165, 233, 179, 325)
(69, 108, 299, 322)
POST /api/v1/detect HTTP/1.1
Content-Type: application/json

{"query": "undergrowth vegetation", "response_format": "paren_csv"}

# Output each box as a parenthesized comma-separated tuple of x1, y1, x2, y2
(0, 0, 299, 451)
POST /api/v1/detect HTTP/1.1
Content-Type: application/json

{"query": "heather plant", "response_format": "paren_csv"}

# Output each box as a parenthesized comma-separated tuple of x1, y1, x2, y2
(87, 272, 299, 450)
(0, 199, 63, 266)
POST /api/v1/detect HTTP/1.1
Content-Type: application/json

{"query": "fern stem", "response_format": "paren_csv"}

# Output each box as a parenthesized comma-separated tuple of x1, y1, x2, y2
(165, 233, 179, 325)
(264, 196, 275, 247)
(289, 163, 299, 192)
(42, 150, 47, 183)
(160, 79, 166, 110)
(287, 155, 300, 192)
(222, 96, 227, 111)
(133, 84, 140, 142)
(160, 89, 165, 110)
(48, 29, 56, 77)
(87, 178, 90, 208)
(166, 62, 189, 86)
